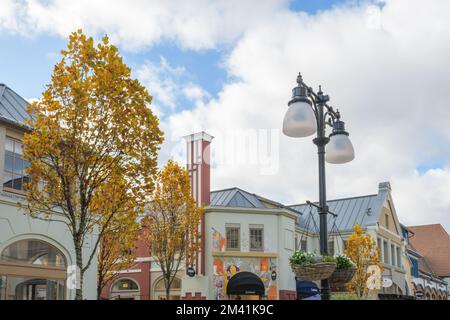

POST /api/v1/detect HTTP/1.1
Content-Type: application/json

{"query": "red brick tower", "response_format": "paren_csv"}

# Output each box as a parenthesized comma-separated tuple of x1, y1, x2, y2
(183, 131, 213, 276)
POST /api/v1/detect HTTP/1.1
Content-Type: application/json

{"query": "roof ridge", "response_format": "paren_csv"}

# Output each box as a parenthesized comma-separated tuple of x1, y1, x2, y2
(212, 187, 279, 205)
(211, 187, 240, 193)
(408, 223, 444, 228)
(235, 189, 263, 208)
(288, 193, 378, 207)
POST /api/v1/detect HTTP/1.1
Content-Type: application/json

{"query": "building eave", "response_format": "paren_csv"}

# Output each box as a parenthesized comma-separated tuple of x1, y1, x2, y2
(205, 205, 299, 220)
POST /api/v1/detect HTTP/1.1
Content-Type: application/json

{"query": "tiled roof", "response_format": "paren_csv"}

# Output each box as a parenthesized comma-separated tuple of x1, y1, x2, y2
(418, 254, 436, 276)
(408, 224, 450, 277)
(0, 84, 29, 127)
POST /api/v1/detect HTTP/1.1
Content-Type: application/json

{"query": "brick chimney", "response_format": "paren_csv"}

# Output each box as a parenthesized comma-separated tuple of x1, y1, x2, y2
(183, 131, 213, 276)
(183, 131, 213, 207)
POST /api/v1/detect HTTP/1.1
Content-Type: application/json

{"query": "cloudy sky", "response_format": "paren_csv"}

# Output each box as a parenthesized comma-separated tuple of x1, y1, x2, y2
(1, 0, 450, 230)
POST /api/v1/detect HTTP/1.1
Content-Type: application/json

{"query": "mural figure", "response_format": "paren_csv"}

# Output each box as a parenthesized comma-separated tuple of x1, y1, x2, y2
(212, 227, 226, 251)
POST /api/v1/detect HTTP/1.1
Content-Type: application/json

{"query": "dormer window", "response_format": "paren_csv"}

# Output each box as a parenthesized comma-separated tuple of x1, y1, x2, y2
(3, 137, 29, 192)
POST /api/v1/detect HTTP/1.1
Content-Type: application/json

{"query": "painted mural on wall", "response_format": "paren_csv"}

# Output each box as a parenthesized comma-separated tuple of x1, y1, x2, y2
(211, 227, 277, 300)
(213, 256, 278, 300)
(212, 227, 226, 251)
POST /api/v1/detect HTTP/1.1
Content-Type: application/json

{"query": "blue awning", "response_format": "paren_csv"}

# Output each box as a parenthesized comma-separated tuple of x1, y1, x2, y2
(296, 280, 320, 296)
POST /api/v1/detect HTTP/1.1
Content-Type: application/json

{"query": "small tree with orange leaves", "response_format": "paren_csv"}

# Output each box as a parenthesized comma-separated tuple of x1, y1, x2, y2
(97, 214, 139, 300)
(142, 160, 202, 300)
(344, 224, 383, 297)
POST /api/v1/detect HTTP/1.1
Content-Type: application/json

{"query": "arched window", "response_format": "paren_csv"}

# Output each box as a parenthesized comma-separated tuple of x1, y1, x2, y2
(153, 277, 181, 300)
(112, 279, 139, 291)
(1, 239, 66, 268)
(110, 278, 140, 300)
(0, 239, 67, 300)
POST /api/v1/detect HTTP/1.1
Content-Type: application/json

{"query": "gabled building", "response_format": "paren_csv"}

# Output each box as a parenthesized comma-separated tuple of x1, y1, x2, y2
(290, 182, 413, 297)
(406, 224, 450, 299)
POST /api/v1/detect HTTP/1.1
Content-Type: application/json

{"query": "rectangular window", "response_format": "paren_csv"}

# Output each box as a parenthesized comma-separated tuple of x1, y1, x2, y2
(249, 225, 264, 251)
(383, 240, 389, 264)
(328, 240, 335, 256)
(226, 224, 240, 251)
(295, 235, 299, 251)
(410, 257, 419, 277)
(391, 244, 395, 266)
(3, 137, 29, 192)
(396, 247, 401, 268)
(385, 213, 390, 229)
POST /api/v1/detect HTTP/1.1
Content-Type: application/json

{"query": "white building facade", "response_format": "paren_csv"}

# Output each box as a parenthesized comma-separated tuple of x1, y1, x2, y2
(0, 84, 97, 300)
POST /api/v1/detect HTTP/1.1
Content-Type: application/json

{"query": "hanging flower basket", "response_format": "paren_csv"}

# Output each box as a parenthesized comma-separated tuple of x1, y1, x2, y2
(292, 262, 337, 281)
(329, 254, 357, 288)
(329, 267, 357, 286)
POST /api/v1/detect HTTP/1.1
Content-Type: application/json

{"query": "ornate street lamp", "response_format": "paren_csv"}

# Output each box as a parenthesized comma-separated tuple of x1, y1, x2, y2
(283, 73, 355, 300)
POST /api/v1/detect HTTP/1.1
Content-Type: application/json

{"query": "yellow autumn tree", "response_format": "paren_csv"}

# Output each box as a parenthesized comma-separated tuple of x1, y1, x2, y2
(142, 160, 202, 300)
(344, 224, 383, 297)
(97, 214, 139, 300)
(21, 30, 163, 299)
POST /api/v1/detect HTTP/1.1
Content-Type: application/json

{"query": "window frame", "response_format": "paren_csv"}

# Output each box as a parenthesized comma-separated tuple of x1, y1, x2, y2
(249, 224, 264, 252)
(391, 244, 395, 267)
(111, 278, 140, 292)
(396, 246, 402, 268)
(383, 240, 389, 264)
(3, 136, 29, 194)
(225, 224, 241, 252)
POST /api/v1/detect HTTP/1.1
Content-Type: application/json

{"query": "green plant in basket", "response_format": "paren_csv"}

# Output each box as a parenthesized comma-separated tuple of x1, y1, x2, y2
(289, 251, 336, 267)
(334, 254, 355, 270)
(322, 255, 336, 263)
(289, 251, 317, 267)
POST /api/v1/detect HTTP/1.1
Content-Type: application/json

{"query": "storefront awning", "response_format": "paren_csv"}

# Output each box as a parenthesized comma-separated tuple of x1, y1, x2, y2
(226, 272, 265, 296)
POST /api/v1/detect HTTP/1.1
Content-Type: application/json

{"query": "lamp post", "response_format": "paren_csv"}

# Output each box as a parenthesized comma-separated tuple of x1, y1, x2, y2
(282, 73, 355, 300)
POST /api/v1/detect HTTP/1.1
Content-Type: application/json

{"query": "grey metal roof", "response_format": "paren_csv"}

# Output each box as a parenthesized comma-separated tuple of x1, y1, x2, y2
(210, 185, 389, 234)
(210, 187, 302, 215)
(210, 187, 266, 209)
(0, 84, 29, 128)
(290, 192, 387, 233)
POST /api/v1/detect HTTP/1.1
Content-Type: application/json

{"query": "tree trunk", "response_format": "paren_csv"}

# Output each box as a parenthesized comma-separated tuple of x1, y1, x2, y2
(166, 287, 170, 300)
(75, 239, 84, 300)
(97, 276, 103, 300)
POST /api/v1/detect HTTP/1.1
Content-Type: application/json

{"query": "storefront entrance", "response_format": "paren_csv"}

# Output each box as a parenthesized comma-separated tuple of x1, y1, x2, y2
(226, 271, 265, 300)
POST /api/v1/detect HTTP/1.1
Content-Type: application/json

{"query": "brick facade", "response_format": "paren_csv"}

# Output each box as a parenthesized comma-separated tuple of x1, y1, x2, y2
(278, 290, 297, 300)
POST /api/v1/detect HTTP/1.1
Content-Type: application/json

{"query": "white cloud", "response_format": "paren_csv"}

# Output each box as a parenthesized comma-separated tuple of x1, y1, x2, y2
(183, 84, 209, 102)
(160, 0, 450, 230)
(0, 0, 289, 50)
(136, 56, 185, 113)
(392, 167, 450, 227)
(3, 0, 450, 230)
(136, 56, 210, 120)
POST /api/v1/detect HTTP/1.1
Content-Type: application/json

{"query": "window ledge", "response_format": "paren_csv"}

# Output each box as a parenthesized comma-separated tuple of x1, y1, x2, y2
(213, 251, 277, 258)
(2, 187, 27, 197)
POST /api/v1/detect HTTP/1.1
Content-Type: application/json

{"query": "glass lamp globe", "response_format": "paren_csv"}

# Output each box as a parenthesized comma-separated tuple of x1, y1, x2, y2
(282, 100, 317, 138)
(325, 128, 355, 164)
